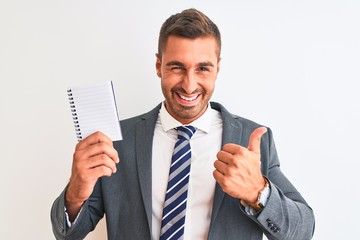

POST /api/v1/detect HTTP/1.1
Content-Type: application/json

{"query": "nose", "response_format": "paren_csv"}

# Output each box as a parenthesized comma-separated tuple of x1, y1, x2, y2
(181, 71, 198, 94)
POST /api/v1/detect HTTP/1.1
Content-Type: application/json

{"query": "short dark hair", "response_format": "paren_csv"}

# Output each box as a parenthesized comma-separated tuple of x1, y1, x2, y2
(158, 8, 221, 59)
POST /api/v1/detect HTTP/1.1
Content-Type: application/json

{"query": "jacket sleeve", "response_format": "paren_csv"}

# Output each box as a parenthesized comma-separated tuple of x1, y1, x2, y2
(243, 128, 315, 240)
(50, 181, 104, 240)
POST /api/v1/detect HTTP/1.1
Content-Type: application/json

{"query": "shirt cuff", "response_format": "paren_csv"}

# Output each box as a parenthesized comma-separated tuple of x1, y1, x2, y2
(64, 206, 83, 227)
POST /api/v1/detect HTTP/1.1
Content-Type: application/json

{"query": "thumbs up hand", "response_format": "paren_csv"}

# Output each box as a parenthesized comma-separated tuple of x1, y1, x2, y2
(213, 127, 267, 203)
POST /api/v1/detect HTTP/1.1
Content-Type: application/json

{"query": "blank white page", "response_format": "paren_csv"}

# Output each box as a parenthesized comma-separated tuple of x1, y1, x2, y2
(67, 81, 122, 141)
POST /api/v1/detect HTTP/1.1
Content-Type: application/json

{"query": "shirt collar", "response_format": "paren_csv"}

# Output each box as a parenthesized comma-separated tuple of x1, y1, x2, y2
(160, 102, 213, 133)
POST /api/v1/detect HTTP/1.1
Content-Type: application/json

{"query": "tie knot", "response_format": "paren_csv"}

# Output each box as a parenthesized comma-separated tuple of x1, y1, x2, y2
(176, 125, 196, 140)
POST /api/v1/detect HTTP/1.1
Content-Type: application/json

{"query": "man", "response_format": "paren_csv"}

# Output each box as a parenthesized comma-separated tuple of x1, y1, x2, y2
(51, 8, 315, 240)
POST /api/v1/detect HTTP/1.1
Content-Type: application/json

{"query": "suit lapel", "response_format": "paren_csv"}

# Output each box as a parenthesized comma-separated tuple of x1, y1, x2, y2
(209, 102, 244, 230)
(135, 104, 161, 233)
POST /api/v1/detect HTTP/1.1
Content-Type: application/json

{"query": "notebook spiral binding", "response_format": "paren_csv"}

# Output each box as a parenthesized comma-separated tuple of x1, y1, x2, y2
(67, 89, 83, 141)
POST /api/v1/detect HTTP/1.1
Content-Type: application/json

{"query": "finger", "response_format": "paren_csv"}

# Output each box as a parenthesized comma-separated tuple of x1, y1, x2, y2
(216, 149, 234, 164)
(76, 131, 113, 151)
(247, 127, 267, 154)
(88, 165, 114, 179)
(73, 153, 117, 174)
(213, 169, 225, 182)
(213, 159, 228, 175)
(221, 143, 246, 155)
(81, 142, 119, 164)
(86, 154, 118, 173)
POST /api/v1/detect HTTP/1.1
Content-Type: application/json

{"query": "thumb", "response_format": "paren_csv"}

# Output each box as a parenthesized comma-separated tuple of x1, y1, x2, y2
(247, 127, 268, 153)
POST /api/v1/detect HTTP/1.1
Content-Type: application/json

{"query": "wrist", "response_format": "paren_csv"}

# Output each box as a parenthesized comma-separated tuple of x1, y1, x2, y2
(65, 187, 85, 205)
(65, 189, 85, 222)
(241, 177, 270, 211)
(249, 177, 267, 203)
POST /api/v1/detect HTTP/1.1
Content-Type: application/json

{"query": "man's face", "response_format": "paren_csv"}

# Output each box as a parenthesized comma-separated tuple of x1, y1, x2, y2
(156, 35, 220, 124)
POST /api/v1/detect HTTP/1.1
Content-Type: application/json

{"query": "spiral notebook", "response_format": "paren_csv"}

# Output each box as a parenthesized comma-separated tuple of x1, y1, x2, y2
(67, 80, 122, 141)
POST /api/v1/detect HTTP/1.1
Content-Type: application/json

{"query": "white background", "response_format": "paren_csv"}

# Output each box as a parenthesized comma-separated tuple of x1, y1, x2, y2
(0, 1, 359, 239)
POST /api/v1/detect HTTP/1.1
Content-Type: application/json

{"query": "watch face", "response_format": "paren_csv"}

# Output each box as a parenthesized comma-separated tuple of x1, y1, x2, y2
(259, 186, 270, 206)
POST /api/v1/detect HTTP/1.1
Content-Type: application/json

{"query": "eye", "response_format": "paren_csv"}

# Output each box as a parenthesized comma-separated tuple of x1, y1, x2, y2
(197, 66, 210, 72)
(170, 66, 185, 72)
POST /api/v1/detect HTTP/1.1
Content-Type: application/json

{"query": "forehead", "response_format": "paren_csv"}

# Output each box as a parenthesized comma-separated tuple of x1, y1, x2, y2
(162, 35, 219, 62)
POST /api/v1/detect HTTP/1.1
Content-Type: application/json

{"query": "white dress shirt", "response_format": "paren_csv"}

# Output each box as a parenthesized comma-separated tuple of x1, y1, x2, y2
(151, 102, 223, 240)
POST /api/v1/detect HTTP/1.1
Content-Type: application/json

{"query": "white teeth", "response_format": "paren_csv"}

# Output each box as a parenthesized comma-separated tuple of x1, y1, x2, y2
(179, 94, 197, 101)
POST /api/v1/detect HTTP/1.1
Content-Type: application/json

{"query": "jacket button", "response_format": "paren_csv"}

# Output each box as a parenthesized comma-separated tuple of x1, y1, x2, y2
(267, 221, 274, 228)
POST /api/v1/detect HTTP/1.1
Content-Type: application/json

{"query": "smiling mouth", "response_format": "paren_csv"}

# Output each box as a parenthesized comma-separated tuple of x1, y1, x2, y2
(177, 93, 200, 102)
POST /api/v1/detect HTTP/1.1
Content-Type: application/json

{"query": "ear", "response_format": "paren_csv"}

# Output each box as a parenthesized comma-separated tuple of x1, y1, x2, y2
(155, 53, 162, 78)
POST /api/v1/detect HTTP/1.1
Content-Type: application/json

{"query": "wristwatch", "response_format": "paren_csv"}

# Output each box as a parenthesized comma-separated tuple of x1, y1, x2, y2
(246, 178, 270, 211)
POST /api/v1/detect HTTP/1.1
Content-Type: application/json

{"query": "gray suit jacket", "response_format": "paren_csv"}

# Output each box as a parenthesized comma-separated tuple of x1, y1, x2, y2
(51, 102, 315, 240)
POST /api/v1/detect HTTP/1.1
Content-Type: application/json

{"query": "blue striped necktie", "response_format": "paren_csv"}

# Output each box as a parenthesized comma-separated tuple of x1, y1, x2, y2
(160, 125, 196, 240)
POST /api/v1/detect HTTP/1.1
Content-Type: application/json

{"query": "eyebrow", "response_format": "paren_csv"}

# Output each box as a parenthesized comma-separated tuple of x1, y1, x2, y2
(166, 61, 185, 67)
(165, 61, 215, 67)
(198, 61, 215, 67)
